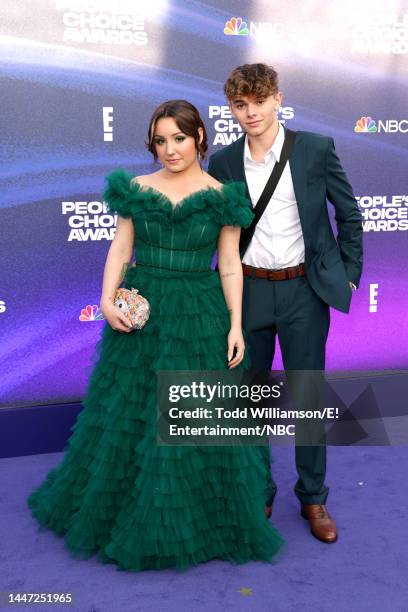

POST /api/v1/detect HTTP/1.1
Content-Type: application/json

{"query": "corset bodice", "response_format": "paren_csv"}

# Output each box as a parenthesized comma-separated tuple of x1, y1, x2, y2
(103, 169, 255, 276)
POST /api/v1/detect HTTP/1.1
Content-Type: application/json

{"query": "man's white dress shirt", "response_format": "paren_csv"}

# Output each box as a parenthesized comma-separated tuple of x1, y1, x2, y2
(241, 122, 305, 270)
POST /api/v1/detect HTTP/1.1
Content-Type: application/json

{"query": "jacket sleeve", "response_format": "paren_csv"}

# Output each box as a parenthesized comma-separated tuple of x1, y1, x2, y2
(326, 138, 363, 287)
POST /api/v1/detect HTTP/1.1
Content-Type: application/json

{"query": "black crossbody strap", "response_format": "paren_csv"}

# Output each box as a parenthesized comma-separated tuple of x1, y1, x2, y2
(239, 128, 297, 258)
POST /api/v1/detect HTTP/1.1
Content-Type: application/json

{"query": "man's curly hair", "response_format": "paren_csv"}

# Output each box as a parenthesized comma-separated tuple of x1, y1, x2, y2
(224, 63, 279, 100)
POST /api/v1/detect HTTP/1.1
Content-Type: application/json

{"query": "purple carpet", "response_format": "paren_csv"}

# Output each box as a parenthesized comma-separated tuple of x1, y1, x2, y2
(1, 446, 407, 612)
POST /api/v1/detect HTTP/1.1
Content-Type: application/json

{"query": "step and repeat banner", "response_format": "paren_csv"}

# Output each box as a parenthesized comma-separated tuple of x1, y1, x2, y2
(1, 1, 407, 407)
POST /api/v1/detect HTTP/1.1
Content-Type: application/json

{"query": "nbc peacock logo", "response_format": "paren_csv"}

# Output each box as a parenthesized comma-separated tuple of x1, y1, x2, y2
(79, 304, 105, 321)
(354, 116, 378, 133)
(224, 17, 249, 36)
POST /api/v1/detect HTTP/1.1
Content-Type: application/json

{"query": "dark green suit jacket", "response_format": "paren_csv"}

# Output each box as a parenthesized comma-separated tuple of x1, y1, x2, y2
(207, 129, 363, 314)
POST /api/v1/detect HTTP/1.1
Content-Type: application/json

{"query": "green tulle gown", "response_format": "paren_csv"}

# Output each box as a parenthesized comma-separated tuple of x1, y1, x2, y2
(27, 169, 287, 571)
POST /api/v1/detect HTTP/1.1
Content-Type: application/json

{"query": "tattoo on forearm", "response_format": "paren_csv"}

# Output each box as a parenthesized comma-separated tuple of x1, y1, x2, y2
(120, 262, 130, 280)
(220, 272, 237, 278)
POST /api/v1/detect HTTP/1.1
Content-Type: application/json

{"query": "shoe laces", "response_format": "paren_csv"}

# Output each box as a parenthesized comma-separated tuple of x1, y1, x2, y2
(316, 504, 328, 518)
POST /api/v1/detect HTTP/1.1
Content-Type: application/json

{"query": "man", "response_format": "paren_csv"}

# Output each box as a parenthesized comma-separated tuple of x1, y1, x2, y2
(208, 63, 363, 544)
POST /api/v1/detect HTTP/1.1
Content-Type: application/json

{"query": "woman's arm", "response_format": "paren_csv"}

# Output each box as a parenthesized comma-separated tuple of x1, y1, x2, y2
(217, 225, 245, 368)
(100, 216, 135, 333)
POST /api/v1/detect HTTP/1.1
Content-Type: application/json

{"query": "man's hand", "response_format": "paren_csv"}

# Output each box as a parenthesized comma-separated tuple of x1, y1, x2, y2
(349, 281, 357, 291)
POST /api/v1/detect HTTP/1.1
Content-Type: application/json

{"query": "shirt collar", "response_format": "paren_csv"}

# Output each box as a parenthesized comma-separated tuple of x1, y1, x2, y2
(243, 122, 285, 164)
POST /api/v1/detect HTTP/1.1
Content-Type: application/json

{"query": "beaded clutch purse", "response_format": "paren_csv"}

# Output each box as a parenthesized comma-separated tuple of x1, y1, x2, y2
(114, 287, 150, 330)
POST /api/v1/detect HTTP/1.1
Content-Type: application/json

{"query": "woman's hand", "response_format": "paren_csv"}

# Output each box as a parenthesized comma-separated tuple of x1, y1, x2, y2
(227, 327, 245, 368)
(101, 300, 133, 333)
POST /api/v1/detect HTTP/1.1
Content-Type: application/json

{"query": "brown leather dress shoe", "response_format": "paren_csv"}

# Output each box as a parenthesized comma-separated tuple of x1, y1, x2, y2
(300, 504, 338, 543)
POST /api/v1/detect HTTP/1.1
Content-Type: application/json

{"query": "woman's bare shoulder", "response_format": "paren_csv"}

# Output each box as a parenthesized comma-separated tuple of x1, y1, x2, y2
(203, 174, 223, 190)
(130, 171, 162, 187)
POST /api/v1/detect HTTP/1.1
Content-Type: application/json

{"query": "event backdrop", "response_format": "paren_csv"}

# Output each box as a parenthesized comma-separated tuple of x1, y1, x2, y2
(1, 0, 407, 407)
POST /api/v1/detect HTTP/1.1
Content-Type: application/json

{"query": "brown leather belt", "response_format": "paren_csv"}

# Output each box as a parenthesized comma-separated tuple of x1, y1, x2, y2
(242, 262, 306, 281)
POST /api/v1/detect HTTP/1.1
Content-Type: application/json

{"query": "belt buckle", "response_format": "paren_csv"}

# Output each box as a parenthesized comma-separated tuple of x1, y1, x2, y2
(267, 269, 276, 281)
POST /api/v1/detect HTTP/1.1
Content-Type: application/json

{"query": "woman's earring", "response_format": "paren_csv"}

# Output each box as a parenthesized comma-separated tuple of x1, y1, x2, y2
(198, 151, 202, 161)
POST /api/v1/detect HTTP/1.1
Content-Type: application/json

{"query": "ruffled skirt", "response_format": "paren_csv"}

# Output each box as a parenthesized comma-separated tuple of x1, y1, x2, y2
(27, 268, 287, 571)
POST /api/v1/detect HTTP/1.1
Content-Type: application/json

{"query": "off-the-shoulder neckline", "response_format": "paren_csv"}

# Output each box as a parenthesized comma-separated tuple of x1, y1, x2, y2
(104, 170, 251, 223)
(129, 175, 230, 209)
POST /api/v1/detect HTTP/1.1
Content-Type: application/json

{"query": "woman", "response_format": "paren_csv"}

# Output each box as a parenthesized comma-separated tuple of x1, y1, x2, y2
(27, 100, 287, 571)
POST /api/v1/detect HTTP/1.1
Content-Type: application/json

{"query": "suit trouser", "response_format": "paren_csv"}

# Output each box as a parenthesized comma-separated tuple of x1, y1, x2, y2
(242, 272, 331, 506)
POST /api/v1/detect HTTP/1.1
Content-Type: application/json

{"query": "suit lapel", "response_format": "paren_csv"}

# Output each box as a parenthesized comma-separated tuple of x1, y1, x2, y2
(288, 133, 308, 239)
(227, 134, 251, 200)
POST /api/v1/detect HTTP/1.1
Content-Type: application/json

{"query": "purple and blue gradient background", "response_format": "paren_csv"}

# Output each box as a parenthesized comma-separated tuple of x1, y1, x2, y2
(1, 1, 407, 407)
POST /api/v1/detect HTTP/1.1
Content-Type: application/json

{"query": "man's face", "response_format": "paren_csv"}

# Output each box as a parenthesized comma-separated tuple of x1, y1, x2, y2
(229, 92, 282, 137)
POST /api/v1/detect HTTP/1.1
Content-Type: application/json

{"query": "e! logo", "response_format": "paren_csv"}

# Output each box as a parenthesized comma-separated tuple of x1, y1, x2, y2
(369, 283, 379, 312)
